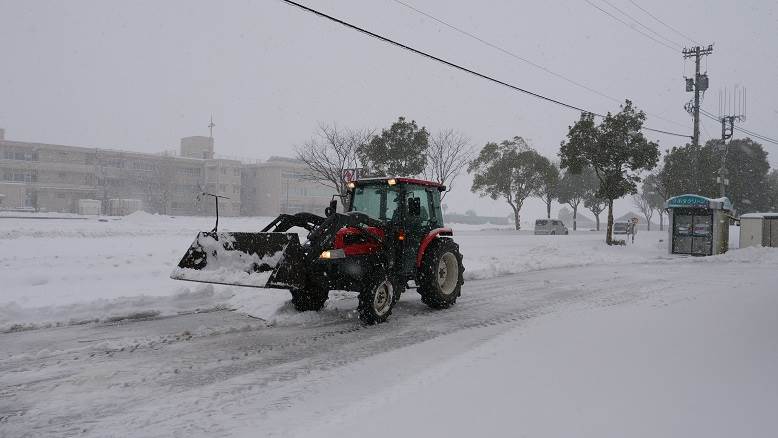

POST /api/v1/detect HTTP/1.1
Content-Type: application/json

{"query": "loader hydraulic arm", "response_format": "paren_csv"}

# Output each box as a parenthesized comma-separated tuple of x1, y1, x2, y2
(261, 212, 326, 233)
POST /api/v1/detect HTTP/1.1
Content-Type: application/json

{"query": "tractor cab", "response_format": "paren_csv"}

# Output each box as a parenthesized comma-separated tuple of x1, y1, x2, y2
(348, 177, 444, 225)
(347, 178, 446, 274)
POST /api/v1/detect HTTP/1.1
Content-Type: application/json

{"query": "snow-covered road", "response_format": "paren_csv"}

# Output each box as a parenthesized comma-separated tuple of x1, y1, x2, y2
(2, 252, 777, 437)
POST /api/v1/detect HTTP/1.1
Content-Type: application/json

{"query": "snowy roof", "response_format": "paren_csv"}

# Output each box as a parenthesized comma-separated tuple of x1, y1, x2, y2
(740, 212, 778, 219)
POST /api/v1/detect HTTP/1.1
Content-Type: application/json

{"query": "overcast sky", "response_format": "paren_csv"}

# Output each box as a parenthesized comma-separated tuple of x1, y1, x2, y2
(1, 0, 776, 220)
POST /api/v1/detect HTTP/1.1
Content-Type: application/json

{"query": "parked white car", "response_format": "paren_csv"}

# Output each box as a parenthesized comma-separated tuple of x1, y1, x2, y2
(534, 219, 569, 235)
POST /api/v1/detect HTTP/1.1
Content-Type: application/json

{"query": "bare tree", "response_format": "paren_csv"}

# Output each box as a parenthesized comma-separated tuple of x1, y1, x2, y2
(632, 192, 655, 231)
(295, 123, 374, 204)
(423, 129, 474, 199)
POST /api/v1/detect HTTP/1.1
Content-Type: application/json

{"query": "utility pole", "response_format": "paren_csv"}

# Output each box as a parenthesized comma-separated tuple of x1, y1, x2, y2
(682, 45, 713, 148)
(716, 87, 746, 198)
(718, 116, 735, 197)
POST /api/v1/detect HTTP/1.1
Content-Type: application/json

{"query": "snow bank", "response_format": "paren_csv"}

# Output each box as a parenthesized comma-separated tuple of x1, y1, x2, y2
(0, 284, 233, 332)
(459, 229, 667, 280)
(694, 245, 778, 265)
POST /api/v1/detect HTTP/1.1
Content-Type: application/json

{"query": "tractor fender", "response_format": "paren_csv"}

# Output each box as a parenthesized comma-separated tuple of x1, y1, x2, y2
(416, 227, 453, 267)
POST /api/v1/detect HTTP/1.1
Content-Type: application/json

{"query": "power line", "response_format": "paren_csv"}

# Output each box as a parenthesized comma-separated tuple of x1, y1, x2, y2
(390, 0, 688, 130)
(598, 0, 682, 49)
(391, 0, 622, 105)
(627, 0, 700, 46)
(583, 0, 678, 52)
(700, 109, 778, 146)
(279, 0, 691, 139)
(733, 126, 778, 145)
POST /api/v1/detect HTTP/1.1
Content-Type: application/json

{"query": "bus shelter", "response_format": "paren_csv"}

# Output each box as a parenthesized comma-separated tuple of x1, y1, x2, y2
(666, 194, 732, 256)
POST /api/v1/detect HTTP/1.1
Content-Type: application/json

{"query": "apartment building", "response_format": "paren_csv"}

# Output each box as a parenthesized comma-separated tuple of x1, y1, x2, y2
(0, 130, 240, 216)
(1, 137, 99, 213)
(242, 156, 334, 217)
(0, 129, 334, 218)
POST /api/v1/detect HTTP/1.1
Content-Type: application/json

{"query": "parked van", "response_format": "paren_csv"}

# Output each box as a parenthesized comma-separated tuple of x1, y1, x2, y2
(534, 219, 568, 235)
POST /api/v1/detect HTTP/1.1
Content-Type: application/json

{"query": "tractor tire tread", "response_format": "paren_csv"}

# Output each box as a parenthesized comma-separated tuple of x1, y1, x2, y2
(417, 238, 465, 309)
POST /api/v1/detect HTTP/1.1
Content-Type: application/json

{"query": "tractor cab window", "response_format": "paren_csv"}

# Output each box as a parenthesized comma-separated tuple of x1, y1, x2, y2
(386, 189, 401, 222)
(351, 186, 400, 221)
(405, 186, 436, 226)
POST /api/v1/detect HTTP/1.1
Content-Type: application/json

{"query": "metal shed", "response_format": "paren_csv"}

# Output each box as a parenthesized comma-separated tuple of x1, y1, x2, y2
(666, 194, 733, 256)
(739, 213, 778, 248)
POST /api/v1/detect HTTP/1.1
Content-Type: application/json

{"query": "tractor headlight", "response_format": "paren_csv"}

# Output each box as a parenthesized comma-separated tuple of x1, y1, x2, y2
(319, 249, 346, 259)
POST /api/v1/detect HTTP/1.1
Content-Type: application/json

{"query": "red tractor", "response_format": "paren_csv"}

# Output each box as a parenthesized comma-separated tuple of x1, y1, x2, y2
(172, 177, 464, 324)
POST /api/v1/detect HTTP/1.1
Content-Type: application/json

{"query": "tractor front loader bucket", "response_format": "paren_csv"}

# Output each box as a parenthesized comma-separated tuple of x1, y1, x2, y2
(170, 232, 306, 290)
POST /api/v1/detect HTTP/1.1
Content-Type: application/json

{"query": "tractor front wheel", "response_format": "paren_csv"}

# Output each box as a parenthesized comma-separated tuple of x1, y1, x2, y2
(417, 238, 464, 309)
(290, 287, 329, 312)
(358, 274, 397, 325)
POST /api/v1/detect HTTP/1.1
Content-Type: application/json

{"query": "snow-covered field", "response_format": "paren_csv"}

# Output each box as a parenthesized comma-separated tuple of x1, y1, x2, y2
(1, 213, 776, 437)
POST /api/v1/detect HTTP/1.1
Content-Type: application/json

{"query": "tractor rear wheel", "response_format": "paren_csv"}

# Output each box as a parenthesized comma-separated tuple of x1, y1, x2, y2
(358, 274, 397, 324)
(417, 238, 464, 309)
(290, 287, 328, 312)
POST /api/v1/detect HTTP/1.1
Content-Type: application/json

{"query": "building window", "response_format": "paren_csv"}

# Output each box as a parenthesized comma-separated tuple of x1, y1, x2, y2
(24, 190, 35, 208)
(56, 193, 66, 199)
(131, 161, 155, 171)
(3, 169, 37, 183)
(282, 171, 307, 180)
(3, 148, 38, 161)
(102, 158, 123, 168)
(178, 167, 200, 176)
(58, 172, 67, 179)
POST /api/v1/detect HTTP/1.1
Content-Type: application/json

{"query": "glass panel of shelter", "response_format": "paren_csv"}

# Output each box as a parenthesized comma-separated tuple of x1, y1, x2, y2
(691, 214, 713, 255)
(672, 208, 713, 256)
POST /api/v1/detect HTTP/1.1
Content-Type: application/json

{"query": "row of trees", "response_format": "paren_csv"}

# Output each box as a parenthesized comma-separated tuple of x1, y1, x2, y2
(296, 117, 474, 202)
(470, 101, 659, 243)
(470, 98, 777, 243)
(466, 136, 608, 231)
(297, 105, 777, 246)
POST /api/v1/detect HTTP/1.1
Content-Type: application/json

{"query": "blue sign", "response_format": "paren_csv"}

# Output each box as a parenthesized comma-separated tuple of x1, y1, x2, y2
(666, 194, 732, 210)
(667, 195, 710, 208)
